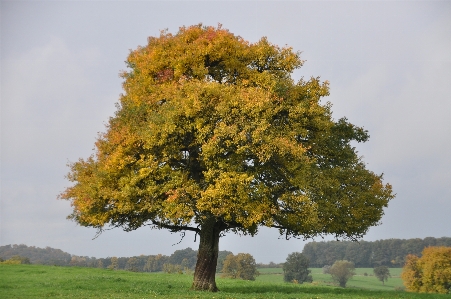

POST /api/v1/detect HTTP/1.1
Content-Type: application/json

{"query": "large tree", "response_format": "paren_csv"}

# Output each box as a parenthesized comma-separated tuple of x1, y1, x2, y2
(59, 24, 394, 291)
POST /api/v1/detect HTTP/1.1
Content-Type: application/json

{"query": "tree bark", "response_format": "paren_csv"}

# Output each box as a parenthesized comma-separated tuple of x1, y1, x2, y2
(192, 218, 221, 291)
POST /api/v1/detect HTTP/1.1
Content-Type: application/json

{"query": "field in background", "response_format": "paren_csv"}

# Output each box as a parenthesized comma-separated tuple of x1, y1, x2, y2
(1, 264, 446, 299)
(256, 267, 404, 291)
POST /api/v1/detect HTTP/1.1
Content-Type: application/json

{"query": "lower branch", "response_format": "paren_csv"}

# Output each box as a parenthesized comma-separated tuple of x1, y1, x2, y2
(151, 220, 200, 233)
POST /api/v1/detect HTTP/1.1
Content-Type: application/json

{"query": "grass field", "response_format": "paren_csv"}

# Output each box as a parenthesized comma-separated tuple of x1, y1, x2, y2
(0, 264, 447, 299)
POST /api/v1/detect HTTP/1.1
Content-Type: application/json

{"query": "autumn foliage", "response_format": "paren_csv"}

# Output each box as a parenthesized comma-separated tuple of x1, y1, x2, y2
(401, 246, 451, 294)
(221, 253, 259, 280)
(59, 24, 393, 291)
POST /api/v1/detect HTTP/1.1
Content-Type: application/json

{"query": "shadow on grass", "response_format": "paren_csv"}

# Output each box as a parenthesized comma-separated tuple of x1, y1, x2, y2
(220, 284, 377, 296)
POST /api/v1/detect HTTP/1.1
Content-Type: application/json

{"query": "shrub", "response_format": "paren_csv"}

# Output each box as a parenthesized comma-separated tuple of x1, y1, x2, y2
(329, 260, 355, 288)
(0, 255, 31, 264)
(163, 263, 182, 274)
(221, 253, 259, 280)
(283, 252, 313, 283)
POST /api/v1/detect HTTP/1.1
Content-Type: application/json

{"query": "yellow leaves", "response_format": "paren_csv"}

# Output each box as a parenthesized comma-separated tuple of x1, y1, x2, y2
(60, 24, 393, 241)
(161, 185, 198, 225)
(198, 171, 272, 228)
(402, 247, 451, 294)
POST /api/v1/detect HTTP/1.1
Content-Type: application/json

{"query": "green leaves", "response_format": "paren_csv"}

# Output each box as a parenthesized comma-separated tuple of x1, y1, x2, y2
(283, 252, 312, 283)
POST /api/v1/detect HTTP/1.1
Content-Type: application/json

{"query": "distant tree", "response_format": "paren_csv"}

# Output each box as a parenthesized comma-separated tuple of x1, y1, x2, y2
(216, 250, 233, 273)
(143, 256, 154, 272)
(97, 259, 104, 269)
(257, 261, 282, 268)
(169, 247, 197, 269)
(222, 253, 259, 280)
(302, 238, 451, 268)
(401, 246, 451, 294)
(0, 244, 72, 266)
(143, 254, 167, 272)
(125, 257, 139, 272)
(108, 257, 118, 270)
(283, 252, 312, 283)
(59, 24, 394, 291)
(162, 263, 184, 274)
(373, 266, 390, 285)
(222, 254, 238, 278)
(329, 260, 355, 287)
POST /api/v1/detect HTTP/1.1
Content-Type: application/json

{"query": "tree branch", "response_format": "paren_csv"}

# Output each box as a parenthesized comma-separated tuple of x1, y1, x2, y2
(151, 220, 200, 233)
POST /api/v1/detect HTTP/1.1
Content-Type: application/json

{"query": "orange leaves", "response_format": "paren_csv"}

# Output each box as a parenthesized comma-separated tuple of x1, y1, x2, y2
(156, 69, 174, 83)
(402, 254, 422, 292)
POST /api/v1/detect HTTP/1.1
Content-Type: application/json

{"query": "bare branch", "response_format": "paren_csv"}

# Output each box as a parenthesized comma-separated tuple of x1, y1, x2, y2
(151, 220, 200, 233)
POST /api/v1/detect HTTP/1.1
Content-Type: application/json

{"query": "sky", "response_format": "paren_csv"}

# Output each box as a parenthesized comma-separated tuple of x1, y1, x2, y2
(1, 0, 450, 264)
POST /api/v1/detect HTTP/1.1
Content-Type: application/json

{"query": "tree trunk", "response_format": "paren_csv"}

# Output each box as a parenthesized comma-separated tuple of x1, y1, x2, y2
(192, 218, 221, 291)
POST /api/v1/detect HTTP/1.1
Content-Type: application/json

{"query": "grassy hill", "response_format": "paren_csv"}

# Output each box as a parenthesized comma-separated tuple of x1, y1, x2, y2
(1, 264, 447, 298)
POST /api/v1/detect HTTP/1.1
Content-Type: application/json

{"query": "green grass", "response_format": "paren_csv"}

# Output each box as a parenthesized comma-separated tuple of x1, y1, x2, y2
(0, 264, 447, 298)
(307, 268, 405, 291)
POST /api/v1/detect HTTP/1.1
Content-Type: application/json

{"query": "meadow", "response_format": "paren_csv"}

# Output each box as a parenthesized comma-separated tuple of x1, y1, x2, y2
(0, 264, 447, 299)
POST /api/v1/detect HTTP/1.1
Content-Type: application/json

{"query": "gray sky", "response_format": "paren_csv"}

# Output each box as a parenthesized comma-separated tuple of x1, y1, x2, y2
(1, 0, 450, 264)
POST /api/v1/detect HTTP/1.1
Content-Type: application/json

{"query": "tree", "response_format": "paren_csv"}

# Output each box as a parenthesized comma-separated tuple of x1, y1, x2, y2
(59, 24, 394, 292)
(401, 246, 451, 294)
(96, 259, 104, 269)
(222, 253, 259, 280)
(283, 252, 312, 283)
(108, 257, 118, 270)
(373, 265, 390, 285)
(125, 257, 139, 272)
(329, 260, 355, 287)
(216, 250, 233, 273)
(169, 247, 197, 269)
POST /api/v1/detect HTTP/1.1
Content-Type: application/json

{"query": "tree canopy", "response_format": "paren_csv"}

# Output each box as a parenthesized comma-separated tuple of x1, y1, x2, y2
(373, 266, 391, 285)
(402, 246, 451, 294)
(59, 24, 394, 291)
(302, 237, 451, 268)
(221, 253, 259, 280)
(329, 260, 355, 288)
(283, 252, 312, 283)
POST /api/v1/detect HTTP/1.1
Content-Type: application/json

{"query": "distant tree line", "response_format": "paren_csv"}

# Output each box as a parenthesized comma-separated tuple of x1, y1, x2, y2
(0, 244, 72, 266)
(302, 237, 451, 268)
(256, 261, 283, 268)
(0, 244, 232, 273)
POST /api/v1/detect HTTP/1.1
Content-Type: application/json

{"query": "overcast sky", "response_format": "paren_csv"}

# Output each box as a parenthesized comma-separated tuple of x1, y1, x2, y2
(1, 0, 450, 263)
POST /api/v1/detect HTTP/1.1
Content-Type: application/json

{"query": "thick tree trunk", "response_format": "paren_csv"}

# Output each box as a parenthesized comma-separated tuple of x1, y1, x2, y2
(192, 218, 221, 291)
